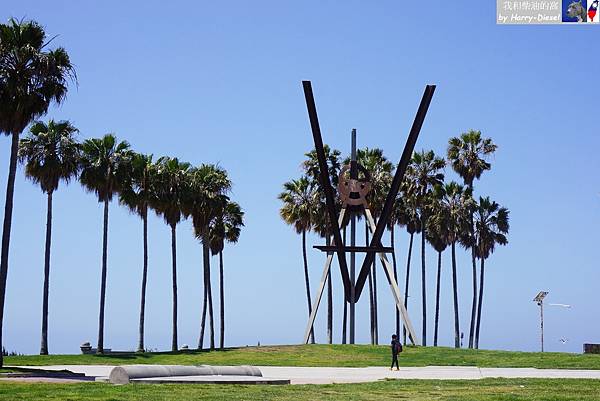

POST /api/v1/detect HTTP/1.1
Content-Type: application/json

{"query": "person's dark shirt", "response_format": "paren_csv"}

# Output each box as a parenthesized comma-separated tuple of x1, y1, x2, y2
(391, 339, 399, 356)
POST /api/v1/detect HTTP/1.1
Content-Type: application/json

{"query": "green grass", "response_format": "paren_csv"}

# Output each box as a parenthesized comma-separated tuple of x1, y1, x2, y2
(5, 344, 600, 369)
(1, 379, 600, 400)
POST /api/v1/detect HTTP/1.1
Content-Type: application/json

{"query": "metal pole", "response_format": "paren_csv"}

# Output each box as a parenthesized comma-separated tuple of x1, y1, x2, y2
(349, 128, 357, 344)
(540, 301, 544, 352)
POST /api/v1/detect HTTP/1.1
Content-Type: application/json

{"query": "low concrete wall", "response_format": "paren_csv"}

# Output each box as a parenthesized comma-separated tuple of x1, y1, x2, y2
(108, 365, 262, 384)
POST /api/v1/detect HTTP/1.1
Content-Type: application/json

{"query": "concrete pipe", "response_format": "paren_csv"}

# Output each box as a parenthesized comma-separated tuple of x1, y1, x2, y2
(108, 365, 262, 384)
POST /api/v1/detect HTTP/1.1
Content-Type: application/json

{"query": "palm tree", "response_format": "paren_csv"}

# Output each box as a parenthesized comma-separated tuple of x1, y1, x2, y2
(18, 120, 80, 355)
(183, 164, 231, 351)
(473, 197, 509, 349)
(447, 130, 497, 349)
(278, 177, 315, 344)
(353, 148, 393, 345)
(79, 134, 132, 354)
(397, 184, 421, 345)
(388, 197, 403, 338)
(0, 18, 75, 366)
(209, 201, 244, 350)
(303, 146, 341, 344)
(151, 156, 191, 352)
(119, 153, 155, 352)
(430, 182, 473, 348)
(426, 187, 449, 347)
(405, 150, 445, 346)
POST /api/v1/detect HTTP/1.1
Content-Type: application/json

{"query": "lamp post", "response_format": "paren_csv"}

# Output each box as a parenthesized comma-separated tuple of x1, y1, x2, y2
(533, 291, 548, 352)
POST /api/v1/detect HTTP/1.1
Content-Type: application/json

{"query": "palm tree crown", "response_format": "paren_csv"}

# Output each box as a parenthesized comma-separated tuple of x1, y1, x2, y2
(431, 182, 474, 245)
(151, 157, 191, 227)
(209, 201, 244, 256)
(18, 120, 80, 193)
(278, 176, 314, 234)
(184, 164, 232, 238)
(447, 130, 497, 189)
(302, 145, 341, 189)
(119, 153, 155, 218)
(406, 150, 445, 203)
(344, 148, 393, 219)
(473, 197, 509, 259)
(0, 18, 76, 136)
(79, 134, 132, 201)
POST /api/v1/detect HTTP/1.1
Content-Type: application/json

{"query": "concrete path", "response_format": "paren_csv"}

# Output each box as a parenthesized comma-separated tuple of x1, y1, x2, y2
(259, 366, 600, 384)
(9, 365, 600, 385)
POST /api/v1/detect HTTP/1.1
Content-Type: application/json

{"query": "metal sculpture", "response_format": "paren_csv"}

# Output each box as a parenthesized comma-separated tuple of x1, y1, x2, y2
(300, 81, 436, 346)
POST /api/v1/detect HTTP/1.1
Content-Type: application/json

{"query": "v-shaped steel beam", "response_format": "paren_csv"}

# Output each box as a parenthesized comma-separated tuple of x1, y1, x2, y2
(353, 85, 436, 300)
(302, 81, 351, 301)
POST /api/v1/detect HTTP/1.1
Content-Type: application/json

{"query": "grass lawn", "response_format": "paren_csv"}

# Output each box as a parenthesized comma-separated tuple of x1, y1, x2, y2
(4, 344, 600, 369)
(1, 379, 600, 400)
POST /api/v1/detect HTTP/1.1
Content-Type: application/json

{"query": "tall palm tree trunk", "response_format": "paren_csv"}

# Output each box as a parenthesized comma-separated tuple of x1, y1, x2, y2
(341, 300, 347, 344)
(208, 269, 215, 350)
(391, 227, 400, 337)
(202, 237, 215, 350)
(327, 270, 332, 344)
(198, 279, 207, 349)
(97, 198, 109, 354)
(366, 223, 375, 344)
(170, 224, 178, 352)
(468, 183, 477, 349)
(372, 256, 378, 344)
(0, 132, 21, 367)
(40, 191, 53, 355)
(475, 257, 485, 349)
(368, 271, 374, 344)
(326, 236, 333, 344)
(341, 227, 347, 344)
(219, 251, 225, 349)
(403, 233, 414, 345)
(451, 242, 460, 348)
(421, 219, 427, 347)
(433, 250, 442, 347)
(468, 250, 477, 349)
(137, 209, 149, 352)
(302, 230, 315, 344)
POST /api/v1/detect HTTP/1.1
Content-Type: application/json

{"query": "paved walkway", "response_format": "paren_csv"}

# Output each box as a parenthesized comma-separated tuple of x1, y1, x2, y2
(8, 365, 600, 385)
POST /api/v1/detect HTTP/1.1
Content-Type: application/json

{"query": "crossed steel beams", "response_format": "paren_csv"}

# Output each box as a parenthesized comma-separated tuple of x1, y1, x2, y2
(301, 81, 436, 345)
(302, 207, 419, 345)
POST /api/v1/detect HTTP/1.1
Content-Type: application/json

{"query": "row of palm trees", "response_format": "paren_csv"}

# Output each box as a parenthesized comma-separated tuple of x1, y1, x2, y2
(279, 131, 509, 349)
(0, 19, 243, 362)
(19, 122, 244, 356)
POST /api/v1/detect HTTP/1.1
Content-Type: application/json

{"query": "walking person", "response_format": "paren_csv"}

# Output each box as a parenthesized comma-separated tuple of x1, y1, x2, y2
(390, 334, 402, 370)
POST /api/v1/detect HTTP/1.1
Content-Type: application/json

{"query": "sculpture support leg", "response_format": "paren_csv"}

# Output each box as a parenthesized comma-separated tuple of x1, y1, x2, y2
(364, 209, 419, 346)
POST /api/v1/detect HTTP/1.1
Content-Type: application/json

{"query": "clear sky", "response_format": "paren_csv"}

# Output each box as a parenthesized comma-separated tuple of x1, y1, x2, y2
(1, 1, 599, 355)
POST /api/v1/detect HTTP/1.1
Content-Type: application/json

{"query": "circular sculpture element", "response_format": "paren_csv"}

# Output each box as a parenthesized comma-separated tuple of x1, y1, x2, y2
(337, 163, 371, 206)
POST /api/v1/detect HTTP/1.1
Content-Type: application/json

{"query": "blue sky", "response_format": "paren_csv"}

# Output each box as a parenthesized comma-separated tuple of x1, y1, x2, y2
(1, 1, 599, 355)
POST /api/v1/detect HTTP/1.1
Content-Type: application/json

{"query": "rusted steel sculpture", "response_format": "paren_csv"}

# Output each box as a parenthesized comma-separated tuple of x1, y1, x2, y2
(300, 81, 436, 345)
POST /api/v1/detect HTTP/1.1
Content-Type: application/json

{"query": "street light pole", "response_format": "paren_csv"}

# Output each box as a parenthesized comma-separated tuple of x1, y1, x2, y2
(533, 291, 548, 353)
(540, 299, 544, 352)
